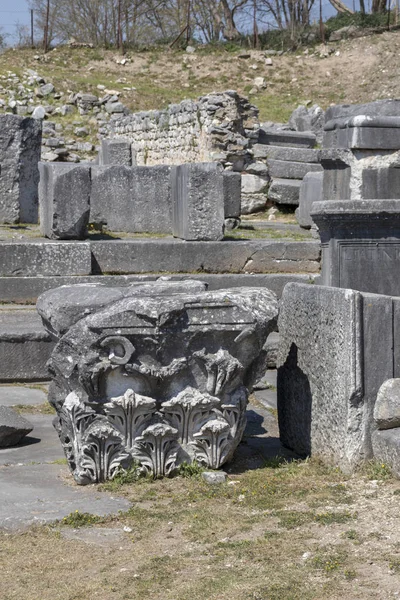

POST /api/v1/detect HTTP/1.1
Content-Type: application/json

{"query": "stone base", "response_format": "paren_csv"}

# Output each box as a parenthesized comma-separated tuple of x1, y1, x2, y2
(39, 282, 279, 482)
(277, 282, 399, 472)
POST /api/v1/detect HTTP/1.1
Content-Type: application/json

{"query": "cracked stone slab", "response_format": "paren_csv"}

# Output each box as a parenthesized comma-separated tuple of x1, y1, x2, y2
(0, 462, 131, 531)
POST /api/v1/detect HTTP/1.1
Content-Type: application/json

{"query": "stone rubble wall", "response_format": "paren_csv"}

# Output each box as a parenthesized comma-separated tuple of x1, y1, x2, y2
(105, 90, 259, 170)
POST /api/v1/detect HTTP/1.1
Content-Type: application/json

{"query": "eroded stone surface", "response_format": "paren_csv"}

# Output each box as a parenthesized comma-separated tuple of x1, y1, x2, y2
(38, 282, 278, 483)
(374, 379, 400, 430)
(0, 406, 33, 447)
(277, 283, 394, 472)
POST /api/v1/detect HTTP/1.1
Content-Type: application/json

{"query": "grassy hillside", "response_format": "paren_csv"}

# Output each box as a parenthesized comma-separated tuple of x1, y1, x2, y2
(1, 28, 400, 124)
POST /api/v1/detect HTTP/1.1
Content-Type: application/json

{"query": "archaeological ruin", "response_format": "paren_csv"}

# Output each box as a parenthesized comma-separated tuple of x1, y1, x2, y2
(1, 85, 400, 499)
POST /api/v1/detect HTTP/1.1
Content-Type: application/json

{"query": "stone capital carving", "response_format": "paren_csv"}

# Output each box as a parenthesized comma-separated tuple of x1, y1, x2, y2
(38, 281, 278, 483)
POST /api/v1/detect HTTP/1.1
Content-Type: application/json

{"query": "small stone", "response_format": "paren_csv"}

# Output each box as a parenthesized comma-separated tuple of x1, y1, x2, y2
(374, 379, 400, 430)
(201, 471, 227, 484)
(123, 526, 132, 533)
(265, 58, 273, 66)
(105, 102, 125, 114)
(37, 83, 55, 97)
(0, 406, 34, 448)
(74, 127, 89, 137)
(186, 46, 195, 53)
(42, 151, 59, 161)
(32, 106, 46, 119)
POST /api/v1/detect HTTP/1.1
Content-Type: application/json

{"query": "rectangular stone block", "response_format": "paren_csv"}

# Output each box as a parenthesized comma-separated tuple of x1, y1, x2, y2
(267, 159, 322, 180)
(223, 171, 241, 218)
(312, 199, 400, 295)
(258, 129, 316, 148)
(362, 167, 400, 199)
(0, 115, 42, 224)
(277, 283, 395, 471)
(90, 165, 172, 234)
(372, 429, 400, 478)
(268, 178, 301, 205)
(0, 241, 91, 276)
(171, 163, 225, 241)
(39, 163, 91, 240)
(0, 309, 54, 381)
(325, 99, 400, 122)
(90, 239, 320, 275)
(297, 172, 323, 228)
(324, 126, 400, 150)
(321, 149, 351, 200)
(253, 144, 320, 163)
(99, 138, 135, 166)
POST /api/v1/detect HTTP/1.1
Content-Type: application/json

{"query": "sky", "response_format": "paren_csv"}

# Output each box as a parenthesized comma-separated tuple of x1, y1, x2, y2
(0, 0, 32, 43)
(0, 0, 362, 45)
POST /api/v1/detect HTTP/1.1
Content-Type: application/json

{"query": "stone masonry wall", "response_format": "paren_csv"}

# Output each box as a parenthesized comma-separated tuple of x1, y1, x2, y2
(105, 91, 259, 171)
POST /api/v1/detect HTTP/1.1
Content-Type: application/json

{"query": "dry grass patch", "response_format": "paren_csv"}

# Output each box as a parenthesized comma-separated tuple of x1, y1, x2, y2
(2, 457, 400, 599)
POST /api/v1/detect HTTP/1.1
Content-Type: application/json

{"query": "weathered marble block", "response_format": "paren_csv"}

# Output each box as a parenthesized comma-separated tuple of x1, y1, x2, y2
(312, 199, 400, 296)
(99, 138, 136, 166)
(0, 114, 42, 224)
(37, 281, 278, 483)
(277, 282, 399, 472)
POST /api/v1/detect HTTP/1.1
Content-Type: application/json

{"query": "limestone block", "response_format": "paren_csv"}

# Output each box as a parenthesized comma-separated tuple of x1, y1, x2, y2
(277, 283, 396, 471)
(0, 308, 54, 381)
(99, 138, 135, 166)
(241, 173, 269, 194)
(267, 159, 322, 180)
(0, 114, 42, 224)
(90, 239, 320, 275)
(253, 144, 320, 163)
(90, 165, 172, 234)
(39, 282, 278, 483)
(258, 128, 316, 148)
(171, 163, 225, 241)
(268, 178, 301, 205)
(0, 241, 91, 277)
(0, 406, 33, 447)
(323, 115, 400, 150)
(297, 172, 323, 228)
(39, 163, 91, 240)
(374, 379, 400, 430)
(312, 199, 400, 295)
(372, 428, 400, 477)
(223, 171, 241, 218)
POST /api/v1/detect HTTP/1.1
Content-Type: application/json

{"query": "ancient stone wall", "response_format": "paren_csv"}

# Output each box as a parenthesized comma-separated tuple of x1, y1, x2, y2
(106, 91, 259, 170)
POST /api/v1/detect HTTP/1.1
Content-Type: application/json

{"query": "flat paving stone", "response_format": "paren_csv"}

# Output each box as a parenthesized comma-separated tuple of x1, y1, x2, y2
(0, 385, 47, 407)
(0, 414, 64, 466)
(0, 462, 131, 531)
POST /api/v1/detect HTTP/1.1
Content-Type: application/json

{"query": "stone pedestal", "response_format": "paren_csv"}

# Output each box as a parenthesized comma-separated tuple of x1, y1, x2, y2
(37, 281, 278, 483)
(312, 199, 400, 296)
(277, 282, 400, 472)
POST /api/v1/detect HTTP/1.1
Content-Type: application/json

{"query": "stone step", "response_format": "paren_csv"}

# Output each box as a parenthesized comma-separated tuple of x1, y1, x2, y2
(90, 239, 320, 275)
(267, 159, 323, 180)
(258, 129, 317, 148)
(0, 272, 319, 304)
(0, 238, 320, 278)
(0, 307, 54, 381)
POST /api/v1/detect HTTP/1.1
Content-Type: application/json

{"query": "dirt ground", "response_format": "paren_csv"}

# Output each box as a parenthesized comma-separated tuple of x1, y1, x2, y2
(1, 403, 400, 600)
